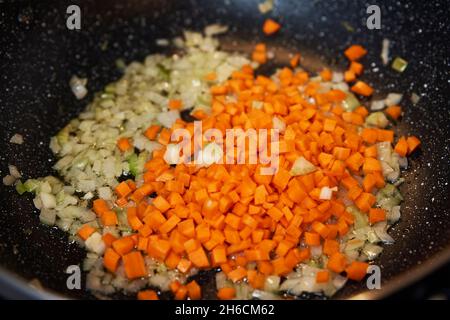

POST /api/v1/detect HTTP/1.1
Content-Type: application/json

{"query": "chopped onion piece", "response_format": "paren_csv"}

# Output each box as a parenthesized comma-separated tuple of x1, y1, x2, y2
(319, 186, 337, 200)
(157, 110, 180, 128)
(204, 24, 228, 37)
(373, 222, 394, 244)
(252, 289, 281, 300)
(363, 243, 383, 260)
(370, 100, 385, 111)
(8, 164, 21, 179)
(70, 76, 88, 100)
(342, 93, 360, 111)
(366, 111, 388, 128)
(197, 142, 223, 166)
(388, 205, 401, 224)
(39, 208, 56, 226)
(252, 101, 263, 109)
(290, 156, 317, 176)
(332, 72, 344, 83)
(381, 38, 390, 65)
(84, 232, 105, 255)
(385, 93, 403, 106)
(10, 133, 24, 145)
(258, 0, 274, 14)
(2, 175, 16, 186)
(410, 92, 420, 105)
(40, 192, 56, 209)
(155, 38, 169, 46)
(264, 275, 280, 292)
(164, 144, 182, 165)
(272, 116, 286, 133)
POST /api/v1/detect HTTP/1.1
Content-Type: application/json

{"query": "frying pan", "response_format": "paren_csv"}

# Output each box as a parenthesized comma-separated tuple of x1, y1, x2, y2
(0, 0, 449, 300)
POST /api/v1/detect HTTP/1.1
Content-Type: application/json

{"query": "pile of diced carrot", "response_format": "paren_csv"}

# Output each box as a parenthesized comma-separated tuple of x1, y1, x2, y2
(77, 44, 420, 300)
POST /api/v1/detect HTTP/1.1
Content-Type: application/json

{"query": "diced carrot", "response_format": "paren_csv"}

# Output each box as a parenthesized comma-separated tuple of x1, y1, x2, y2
(351, 81, 373, 96)
(385, 105, 402, 120)
(344, 45, 367, 61)
(406, 136, 421, 154)
(186, 280, 202, 300)
(137, 290, 159, 300)
(369, 208, 386, 224)
(77, 224, 95, 240)
(144, 125, 161, 141)
(104, 248, 121, 273)
(122, 251, 147, 279)
(117, 137, 132, 152)
(316, 270, 330, 283)
(327, 252, 347, 273)
(290, 53, 301, 68)
(169, 99, 183, 110)
(101, 210, 118, 226)
(115, 181, 132, 198)
(394, 136, 408, 157)
(217, 287, 236, 300)
(263, 19, 281, 35)
(345, 261, 369, 281)
(112, 237, 135, 256)
(93, 199, 109, 216)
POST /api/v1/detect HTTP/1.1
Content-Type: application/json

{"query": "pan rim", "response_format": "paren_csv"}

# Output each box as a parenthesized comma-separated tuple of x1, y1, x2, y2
(1, 244, 449, 300)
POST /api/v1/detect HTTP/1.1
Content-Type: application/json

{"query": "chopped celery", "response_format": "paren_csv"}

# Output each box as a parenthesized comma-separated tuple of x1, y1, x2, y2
(15, 180, 27, 195)
(126, 153, 138, 177)
(157, 63, 170, 80)
(24, 179, 39, 193)
(392, 57, 408, 72)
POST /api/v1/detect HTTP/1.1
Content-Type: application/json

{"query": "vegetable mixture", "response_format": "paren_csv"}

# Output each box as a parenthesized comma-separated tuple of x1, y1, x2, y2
(9, 23, 421, 300)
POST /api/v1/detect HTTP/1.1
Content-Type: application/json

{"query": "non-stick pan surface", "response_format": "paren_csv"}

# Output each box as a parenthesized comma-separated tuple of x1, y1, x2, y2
(0, 0, 449, 299)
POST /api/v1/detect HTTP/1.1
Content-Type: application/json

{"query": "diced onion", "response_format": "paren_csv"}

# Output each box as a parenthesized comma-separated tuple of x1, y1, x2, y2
(370, 100, 385, 111)
(388, 205, 401, 224)
(10, 133, 24, 145)
(157, 110, 180, 128)
(252, 290, 281, 300)
(84, 232, 105, 255)
(258, 0, 274, 14)
(70, 75, 88, 100)
(40, 192, 56, 209)
(155, 38, 169, 46)
(39, 208, 56, 226)
(373, 222, 394, 244)
(2, 175, 16, 186)
(319, 186, 337, 200)
(410, 92, 420, 105)
(272, 116, 286, 133)
(366, 111, 388, 128)
(204, 24, 229, 37)
(381, 38, 390, 65)
(197, 142, 223, 166)
(252, 101, 263, 109)
(164, 144, 182, 165)
(264, 275, 280, 292)
(385, 93, 403, 106)
(290, 156, 317, 176)
(8, 164, 21, 179)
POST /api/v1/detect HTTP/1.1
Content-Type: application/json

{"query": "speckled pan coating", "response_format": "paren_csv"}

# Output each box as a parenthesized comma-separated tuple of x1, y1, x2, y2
(0, 0, 449, 299)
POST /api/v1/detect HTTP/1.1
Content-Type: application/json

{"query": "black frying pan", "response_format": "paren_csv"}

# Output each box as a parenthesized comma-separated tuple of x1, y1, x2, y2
(0, 0, 449, 299)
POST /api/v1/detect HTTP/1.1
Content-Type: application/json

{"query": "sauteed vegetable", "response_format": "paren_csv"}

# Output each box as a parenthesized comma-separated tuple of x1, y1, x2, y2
(6, 26, 421, 300)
